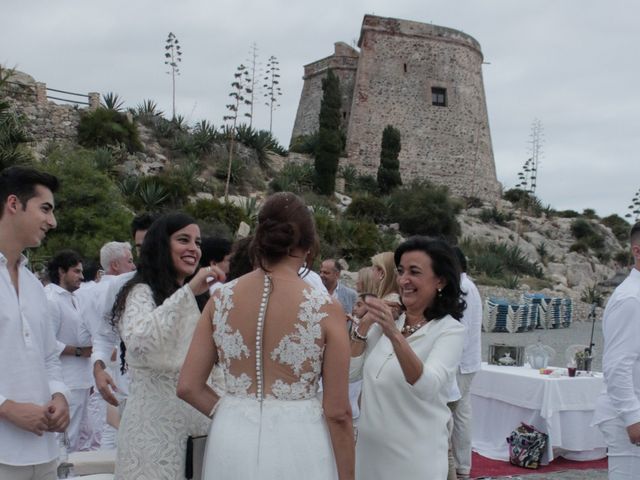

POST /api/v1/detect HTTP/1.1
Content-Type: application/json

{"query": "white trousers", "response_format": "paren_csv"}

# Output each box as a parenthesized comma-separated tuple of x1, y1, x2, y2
(598, 416, 640, 479)
(451, 371, 476, 476)
(0, 460, 56, 480)
(64, 387, 92, 452)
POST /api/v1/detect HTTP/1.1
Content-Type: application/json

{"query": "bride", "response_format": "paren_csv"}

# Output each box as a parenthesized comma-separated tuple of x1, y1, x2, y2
(178, 192, 354, 480)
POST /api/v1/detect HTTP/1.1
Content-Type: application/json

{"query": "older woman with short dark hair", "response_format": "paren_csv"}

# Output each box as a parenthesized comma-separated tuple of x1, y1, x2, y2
(350, 236, 466, 479)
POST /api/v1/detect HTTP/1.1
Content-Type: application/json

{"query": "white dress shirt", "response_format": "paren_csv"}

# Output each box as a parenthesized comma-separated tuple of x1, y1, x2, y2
(45, 283, 92, 390)
(459, 273, 483, 374)
(594, 268, 640, 429)
(90, 271, 135, 367)
(0, 253, 69, 466)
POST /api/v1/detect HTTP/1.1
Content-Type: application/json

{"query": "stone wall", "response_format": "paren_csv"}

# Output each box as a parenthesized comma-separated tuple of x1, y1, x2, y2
(290, 42, 359, 140)
(1, 70, 99, 156)
(291, 15, 501, 202)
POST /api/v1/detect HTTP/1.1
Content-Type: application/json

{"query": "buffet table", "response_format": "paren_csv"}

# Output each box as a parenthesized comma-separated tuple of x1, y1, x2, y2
(470, 363, 606, 464)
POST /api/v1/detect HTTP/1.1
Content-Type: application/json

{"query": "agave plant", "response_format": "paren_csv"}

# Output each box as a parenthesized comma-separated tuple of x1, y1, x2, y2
(137, 178, 169, 209)
(101, 92, 125, 111)
(135, 99, 164, 118)
(117, 176, 140, 198)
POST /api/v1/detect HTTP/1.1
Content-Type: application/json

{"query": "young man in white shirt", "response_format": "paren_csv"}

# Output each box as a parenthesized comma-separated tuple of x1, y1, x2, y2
(45, 250, 92, 453)
(0, 166, 70, 479)
(593, 222, 640, 479)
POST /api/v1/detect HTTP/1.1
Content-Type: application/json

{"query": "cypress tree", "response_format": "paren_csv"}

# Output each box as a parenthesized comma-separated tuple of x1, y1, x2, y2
(376, 125, 402, 194)
(314, 70, 342, 195)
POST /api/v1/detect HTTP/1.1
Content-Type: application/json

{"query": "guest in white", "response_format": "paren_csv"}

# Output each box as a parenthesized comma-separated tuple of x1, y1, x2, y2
(45, 250, 93, 452)
(449, 246, 483, 479)
(78, 241, 136, 449)
(92, 214, 157, 408)
(593, 221, 640, 479)
(320, 258, 358, 316)
(0, 166, 70, 479)
(350, 237, 465, 479)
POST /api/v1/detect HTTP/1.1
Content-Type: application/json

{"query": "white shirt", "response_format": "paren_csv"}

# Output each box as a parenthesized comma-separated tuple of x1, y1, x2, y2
(0, 253, 69, 466)
(45, 283, 93, 389)
(90, 271, 135, 367)
(299, 268, 328, 293)
(593, 267, 640, 428)
(459, 273, 483, 374)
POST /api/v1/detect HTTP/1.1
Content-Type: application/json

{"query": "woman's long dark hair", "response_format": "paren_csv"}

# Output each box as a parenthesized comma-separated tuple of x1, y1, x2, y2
(394, 236, 466, 321)
(111, 212, 197, 372)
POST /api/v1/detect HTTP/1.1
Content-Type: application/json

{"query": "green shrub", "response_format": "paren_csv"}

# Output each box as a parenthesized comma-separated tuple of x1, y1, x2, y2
(582, 208, 599, 219)
(602, 214, 631, 242)
(388, 180, 461, 240)
(352, 174, 379, 196)
(35, 147, 132, 263)
(569, 241, 589, 254)
(215, 157, 246, 186)
(270, 162, 315, 194)
(77, 107, 142, 152)
(556, 209, 580, 218)
(289, 132, 318, 154)
(581, 284, 604, 307)
(459, 237, 545, 282)
(614, 250, 631, 266)
(571, 218, 605, 250)
(185, 199, 247, 233)
(345, 195, 388, 223)
(479, 207, 512, 226)
(376, 125, 402, 194)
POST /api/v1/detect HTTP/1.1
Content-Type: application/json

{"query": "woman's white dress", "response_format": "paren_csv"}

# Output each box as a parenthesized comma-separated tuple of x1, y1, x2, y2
(350, 314, 465, 480)
(115, 284, 211, 480)
(202, 276, 338, 480)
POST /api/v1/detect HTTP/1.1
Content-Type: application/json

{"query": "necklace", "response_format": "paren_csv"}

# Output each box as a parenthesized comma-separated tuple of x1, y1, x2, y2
(401, 317, 428, 336)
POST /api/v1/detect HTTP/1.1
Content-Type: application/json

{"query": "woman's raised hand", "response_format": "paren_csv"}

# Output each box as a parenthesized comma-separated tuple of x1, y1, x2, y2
(364, 296, 397, 338)
(188, 265, 226, 296)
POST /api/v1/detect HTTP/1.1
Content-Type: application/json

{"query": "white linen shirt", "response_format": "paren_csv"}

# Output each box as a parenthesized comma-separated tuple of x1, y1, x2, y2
(44, 283, 93, 389)
(89, 271, 134, 367)
(593, 267, 640, 428)
(0, 253, 69, 466)
(459, 273, 483, 374)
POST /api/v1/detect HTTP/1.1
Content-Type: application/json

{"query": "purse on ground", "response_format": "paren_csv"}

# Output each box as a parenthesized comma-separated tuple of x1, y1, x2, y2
(506, 422, 548, 469)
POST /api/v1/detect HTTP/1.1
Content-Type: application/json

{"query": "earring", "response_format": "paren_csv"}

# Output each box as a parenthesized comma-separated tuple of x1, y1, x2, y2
(437, 287, 443, 298)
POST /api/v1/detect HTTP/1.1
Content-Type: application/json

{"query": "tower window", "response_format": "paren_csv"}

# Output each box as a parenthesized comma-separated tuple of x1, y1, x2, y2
(432, 87, 447, 107)
(403, 63, 407, 73)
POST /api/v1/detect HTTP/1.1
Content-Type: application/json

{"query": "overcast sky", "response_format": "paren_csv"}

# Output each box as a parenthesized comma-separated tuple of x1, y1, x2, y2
(2, 0, 638, 220)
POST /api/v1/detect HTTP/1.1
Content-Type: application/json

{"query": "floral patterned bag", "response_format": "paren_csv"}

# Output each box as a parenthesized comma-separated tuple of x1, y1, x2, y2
(506, 423, 548, 469)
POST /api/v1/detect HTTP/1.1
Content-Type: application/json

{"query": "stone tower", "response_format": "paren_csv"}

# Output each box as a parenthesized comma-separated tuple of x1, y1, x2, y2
(291, 42, 359, 138)
(291, 15, 501, 201)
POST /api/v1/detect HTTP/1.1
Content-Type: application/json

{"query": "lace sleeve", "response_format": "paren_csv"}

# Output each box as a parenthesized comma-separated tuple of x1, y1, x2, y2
(120, 283, 199, 365)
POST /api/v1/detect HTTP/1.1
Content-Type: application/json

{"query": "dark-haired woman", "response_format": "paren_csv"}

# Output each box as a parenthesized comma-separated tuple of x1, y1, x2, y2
(111, 213, 224, 480)
(350, 236, 466, 479)
(178, 192, 355, 480)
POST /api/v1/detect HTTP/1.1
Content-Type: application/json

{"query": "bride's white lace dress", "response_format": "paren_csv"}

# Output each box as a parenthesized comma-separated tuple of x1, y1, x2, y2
(202, 273, 338, 480)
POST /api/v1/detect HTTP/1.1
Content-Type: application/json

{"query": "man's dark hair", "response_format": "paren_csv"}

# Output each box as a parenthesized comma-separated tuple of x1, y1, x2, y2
(631, 222, 640, 245)
(130, 212, 159, 238)
(200, 237, 232, 267)
(0, 166, 59, 219)
(47, 250, 83, 285)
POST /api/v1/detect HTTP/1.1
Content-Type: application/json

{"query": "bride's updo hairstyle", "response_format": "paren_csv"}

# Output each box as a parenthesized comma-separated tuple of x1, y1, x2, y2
(250, 192, 319, 272)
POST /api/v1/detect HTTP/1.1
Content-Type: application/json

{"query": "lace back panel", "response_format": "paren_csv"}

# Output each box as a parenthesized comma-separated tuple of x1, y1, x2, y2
(212, 271, 331, 401)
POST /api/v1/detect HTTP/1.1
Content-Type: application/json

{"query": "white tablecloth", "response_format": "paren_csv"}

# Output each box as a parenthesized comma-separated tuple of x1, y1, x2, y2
(471, 363, 606, 463)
